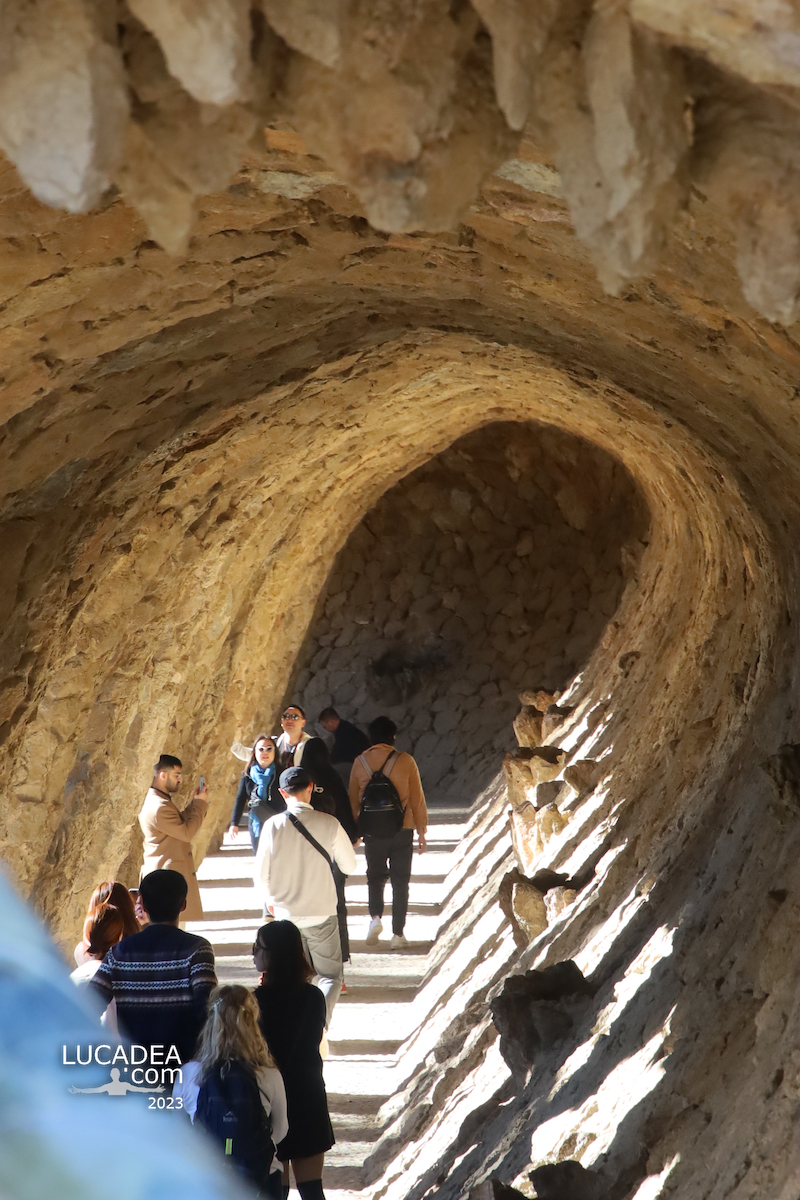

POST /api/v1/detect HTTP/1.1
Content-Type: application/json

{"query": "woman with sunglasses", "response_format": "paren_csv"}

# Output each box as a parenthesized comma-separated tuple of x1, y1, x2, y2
(229, 735, 286, 853)
(275, 704, 358, 962)
(274, 705, 311, 770)
(275, 706, 357, 840)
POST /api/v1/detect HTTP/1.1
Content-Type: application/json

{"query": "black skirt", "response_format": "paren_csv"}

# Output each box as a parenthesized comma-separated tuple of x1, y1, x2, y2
(254, 983, 334, 1160)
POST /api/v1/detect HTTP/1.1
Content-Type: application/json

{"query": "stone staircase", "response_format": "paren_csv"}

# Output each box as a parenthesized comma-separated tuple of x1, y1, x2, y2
(189, 808, 470, 1200)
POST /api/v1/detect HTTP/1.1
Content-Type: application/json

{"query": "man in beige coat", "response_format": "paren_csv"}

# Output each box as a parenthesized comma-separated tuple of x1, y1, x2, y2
(138, 754, 209, 923)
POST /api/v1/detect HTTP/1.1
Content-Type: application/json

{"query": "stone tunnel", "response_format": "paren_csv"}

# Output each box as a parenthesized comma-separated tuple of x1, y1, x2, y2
(1, 3, 799, 1200)
(290, 421, 648, 801)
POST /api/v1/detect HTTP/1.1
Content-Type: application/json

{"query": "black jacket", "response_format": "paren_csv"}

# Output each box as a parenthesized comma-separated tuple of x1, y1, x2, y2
(299, 737, 359, 843)
(230, 770, 285, 827)
(254, 983, 333, 1158)
(330, 719, 369, 765)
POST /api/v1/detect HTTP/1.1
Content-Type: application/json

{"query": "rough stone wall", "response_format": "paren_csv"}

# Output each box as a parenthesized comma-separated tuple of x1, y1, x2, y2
(0, 6, 799, 1200)
(5, 2, 800, 326)
(2, 315, 797, 1200)
(291, 421, 647, 797)
(350, 645, 800, 1200)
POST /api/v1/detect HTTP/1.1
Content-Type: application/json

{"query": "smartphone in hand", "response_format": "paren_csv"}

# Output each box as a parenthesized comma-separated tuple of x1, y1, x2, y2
(199, 775, 205, 790)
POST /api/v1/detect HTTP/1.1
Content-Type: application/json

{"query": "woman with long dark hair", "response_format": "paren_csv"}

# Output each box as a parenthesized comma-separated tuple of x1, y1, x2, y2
(229, 734, 285, 852)
(274, 706, 356, 837)
(253, 921, 334, 1200)
(70, 903, 126, 986)
(70, 901, 128, 1034)
(275, 704, 357, 964)
(174, 983, 288, 1199)
(74, 880, 139, 966)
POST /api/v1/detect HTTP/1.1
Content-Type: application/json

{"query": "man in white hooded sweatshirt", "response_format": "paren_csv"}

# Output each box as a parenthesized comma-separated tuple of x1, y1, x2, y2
(254, 766, 356, 1026)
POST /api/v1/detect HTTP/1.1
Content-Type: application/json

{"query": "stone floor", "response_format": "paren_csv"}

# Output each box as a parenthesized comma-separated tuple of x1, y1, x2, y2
(188, 807, 470, 1199)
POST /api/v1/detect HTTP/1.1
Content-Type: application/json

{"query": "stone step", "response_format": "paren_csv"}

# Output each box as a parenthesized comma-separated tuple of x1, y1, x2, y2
(193, 808, 468, 1196)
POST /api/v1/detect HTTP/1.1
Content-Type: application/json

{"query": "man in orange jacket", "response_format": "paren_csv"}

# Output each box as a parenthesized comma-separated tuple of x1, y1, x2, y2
(349, 716, 427, 950)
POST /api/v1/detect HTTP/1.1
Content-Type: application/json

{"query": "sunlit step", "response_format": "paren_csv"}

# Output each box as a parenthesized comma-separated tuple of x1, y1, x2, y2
(191, 805, 474, 1198)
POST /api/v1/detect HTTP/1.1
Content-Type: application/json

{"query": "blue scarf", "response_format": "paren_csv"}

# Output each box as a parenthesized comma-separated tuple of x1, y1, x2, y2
(250, 762, 274, 801)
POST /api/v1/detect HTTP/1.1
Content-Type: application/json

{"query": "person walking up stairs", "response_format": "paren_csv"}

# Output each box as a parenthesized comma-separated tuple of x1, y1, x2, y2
(348, 717, 427, 950)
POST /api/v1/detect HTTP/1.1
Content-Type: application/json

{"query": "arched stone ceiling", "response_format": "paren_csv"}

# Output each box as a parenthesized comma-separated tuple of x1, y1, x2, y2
(0, 321, 786, 935)
(2, 309, 795, 1199)
(288, 419, 649, 799)
(1, 10, 800, 1192)
(0, 4, 796, 1195)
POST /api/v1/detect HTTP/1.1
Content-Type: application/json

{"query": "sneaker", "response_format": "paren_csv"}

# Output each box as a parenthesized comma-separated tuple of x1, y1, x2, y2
(366, 917, 383, 944)
(390, 933, 409, 950)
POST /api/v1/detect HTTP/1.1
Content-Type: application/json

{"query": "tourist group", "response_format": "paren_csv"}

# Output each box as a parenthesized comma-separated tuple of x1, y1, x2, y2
(68, 705, 428, 1199)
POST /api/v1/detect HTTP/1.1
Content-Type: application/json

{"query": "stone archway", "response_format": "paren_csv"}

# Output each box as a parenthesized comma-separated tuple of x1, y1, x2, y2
(1, 5, 800, 1193)
(288, 418, 649, 803)
(2, 327, 778, 964)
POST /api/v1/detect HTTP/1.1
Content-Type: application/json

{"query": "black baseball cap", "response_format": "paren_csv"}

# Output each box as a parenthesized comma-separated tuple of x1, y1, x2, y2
(279, 766, 313, 792)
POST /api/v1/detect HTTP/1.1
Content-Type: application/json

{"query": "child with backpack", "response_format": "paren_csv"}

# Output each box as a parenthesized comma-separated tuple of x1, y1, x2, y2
(174, 983, 288, 1199)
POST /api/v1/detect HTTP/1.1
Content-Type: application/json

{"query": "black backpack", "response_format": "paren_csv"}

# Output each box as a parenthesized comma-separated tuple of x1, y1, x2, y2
(357, 751, 404, 838)
(194, 1060, 274, 1189)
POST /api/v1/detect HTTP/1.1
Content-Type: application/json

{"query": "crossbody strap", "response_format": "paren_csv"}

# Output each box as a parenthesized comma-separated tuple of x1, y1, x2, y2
(287, 812, 334, 874)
